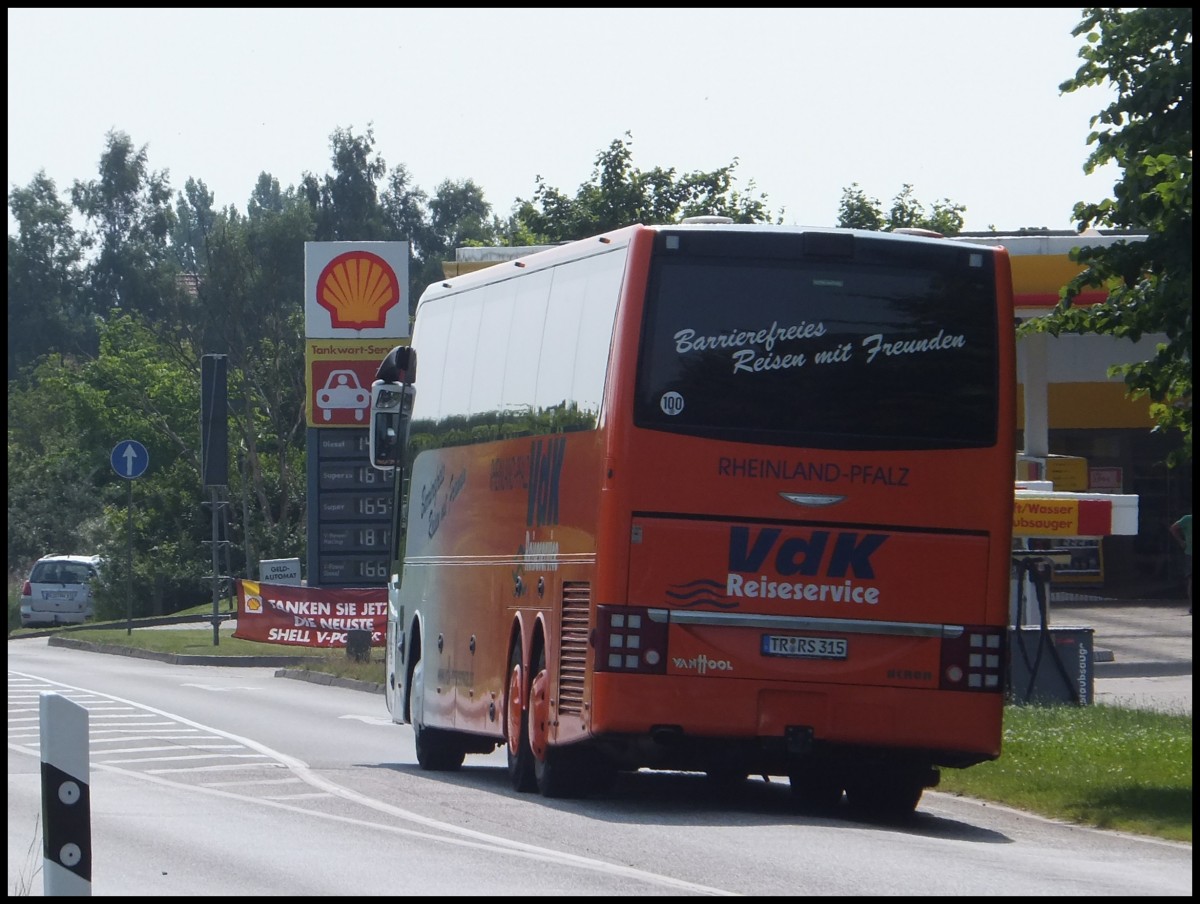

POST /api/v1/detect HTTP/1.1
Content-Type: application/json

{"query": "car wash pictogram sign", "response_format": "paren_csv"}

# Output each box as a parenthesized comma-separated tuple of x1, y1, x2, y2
(305, 340, 401, 428)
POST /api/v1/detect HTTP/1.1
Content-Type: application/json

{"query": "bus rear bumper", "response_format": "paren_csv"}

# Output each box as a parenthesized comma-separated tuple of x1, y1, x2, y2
(588, 676, 1002, 769)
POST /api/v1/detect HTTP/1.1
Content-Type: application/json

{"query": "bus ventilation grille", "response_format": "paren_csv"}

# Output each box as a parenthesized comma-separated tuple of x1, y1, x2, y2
(557, 582, 590, 716)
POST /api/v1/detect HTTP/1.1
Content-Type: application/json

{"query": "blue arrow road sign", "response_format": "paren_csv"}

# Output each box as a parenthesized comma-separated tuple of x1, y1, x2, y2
(110, 440, 149, 480)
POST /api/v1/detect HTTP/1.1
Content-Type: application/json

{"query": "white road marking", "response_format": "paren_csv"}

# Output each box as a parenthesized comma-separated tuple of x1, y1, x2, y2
(9, 668, 735, 895)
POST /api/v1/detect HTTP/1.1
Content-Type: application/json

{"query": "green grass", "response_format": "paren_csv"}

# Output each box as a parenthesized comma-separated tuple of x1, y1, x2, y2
(67, 624, 388, 685)
(8, 599, 1191, 844)
(939, 703, 1191, 843)
(6, 598, 386, 683)
(65, 625, 331, 657)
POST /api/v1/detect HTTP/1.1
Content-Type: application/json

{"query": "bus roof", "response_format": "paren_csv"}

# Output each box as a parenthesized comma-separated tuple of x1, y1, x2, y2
(418, 222, 1002, 307)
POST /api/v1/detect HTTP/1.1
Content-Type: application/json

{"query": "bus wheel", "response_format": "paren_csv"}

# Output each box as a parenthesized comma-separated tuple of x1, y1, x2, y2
(411, 654, 464, 771)
(705, 769, 749, 790)
(535, 747, 592, 799)
(413, 723, 465, 771)
(506, 647, 536, 792)
(843, 767, 927, 817)
(528, 647, 576, 798)
(528, 647, 551, 764)
(789, 767, 844, 811)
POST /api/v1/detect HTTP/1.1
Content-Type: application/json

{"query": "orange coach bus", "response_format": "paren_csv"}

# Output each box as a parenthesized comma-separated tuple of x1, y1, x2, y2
(368, 220, 1016, 814)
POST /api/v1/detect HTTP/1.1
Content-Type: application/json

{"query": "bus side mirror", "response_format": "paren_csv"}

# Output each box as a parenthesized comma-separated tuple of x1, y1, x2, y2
(376, 345, 416, 385)
(368, 381, 415, 471)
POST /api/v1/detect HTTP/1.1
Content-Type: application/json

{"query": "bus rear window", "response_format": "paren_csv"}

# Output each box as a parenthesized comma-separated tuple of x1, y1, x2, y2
(634, 240, 1000, 450)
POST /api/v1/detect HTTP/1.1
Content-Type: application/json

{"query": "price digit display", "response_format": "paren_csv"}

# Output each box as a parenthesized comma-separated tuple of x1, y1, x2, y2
(309, 427, 395, 587)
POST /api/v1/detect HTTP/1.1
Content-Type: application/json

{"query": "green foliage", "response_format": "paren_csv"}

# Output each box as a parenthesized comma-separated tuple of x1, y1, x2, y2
(7, 353, 111, 569)
(11, 316, 221, 617)
(1021, 8, 1192, 464)
(836, 183, 966, 234)
(6, 123, 466, 594)
(42, 623, 388, 687)
(7, 173, 93, 380)
(939, 702, 1192, 843)
(183, 183, 312, 571)
(836, 184, 886, 231)
(71, 130, 190, 328)
(6, 454, 108, 572)
(54, 625, 332, 660)
(8, 575, 22, 634)
(304, 125, 389, 242)
(512, 132, 782, 242)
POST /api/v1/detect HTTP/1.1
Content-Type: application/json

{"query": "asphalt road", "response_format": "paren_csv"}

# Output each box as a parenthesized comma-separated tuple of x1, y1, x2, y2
(8, 634, 1192, 897)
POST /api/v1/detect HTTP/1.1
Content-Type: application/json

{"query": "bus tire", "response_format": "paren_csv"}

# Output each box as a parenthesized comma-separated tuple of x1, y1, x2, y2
(535, 742, 615, 799)
(535, 748, 584, 799)
(705, 769, 749, 790)
(411, 653, 464, 771)
(414, 723, 465, 772)
(843, 765, 927, 817)
(506, 645, 536, 792)
(528, 646, 558, 793)
(789, 767, 844, 811)
(528, 646, 590, 799)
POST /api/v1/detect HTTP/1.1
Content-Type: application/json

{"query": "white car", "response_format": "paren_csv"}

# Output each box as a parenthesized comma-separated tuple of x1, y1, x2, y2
(19, 554, 103, 627)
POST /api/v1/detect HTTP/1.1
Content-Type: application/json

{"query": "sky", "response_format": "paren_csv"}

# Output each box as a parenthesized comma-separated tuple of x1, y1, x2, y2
(7, 8, 1119, 237)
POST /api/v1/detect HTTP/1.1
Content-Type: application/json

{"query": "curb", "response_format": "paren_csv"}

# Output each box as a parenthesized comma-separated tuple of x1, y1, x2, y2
(44, 635, 385, 694)
(273, 668, 385, 695)
(48, 635, 315, 668)
(15, 613, 236, 640)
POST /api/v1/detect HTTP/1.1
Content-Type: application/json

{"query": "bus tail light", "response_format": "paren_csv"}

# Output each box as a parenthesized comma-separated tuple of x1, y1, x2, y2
(593, 605, 669, 674)
(939, 626, 1005, 692)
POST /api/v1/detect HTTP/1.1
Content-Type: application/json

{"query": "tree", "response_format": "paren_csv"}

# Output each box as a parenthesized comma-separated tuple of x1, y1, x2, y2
(429, 178, 499, 252)
(172, 175, 314, 572)
(836, 183, 966, 235)
(512, 133, 781, 243)
(5, 317, 217, 616)
(404, 178, 506, 301)
(379, 164, 433, 315)
(83, 316, 216, 616)
(71, 130, 189, 328)
(302, 125, 389, 242)
(6, 353, 109, 569)
(7, 173, 92, 379)
(1023, 7, 1192, 464)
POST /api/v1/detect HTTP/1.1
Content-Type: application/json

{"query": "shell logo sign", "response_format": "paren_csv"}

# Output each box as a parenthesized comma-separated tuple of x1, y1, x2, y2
(304, 241, 410, 339)
(318, 251, 400, 328)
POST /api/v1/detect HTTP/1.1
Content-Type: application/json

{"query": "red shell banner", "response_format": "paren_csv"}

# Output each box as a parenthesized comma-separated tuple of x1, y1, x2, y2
(234, 579, 386, 647)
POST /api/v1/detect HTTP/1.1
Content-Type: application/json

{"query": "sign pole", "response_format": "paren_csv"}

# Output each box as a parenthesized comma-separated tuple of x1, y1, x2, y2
(110, 440, 148, 635)
(211, 486, 221, 646)
(126, 478, 133, 636)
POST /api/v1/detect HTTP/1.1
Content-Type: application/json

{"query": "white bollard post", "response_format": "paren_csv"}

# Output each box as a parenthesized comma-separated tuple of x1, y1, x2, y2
(40, 692, 92, 896)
